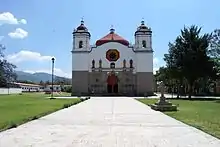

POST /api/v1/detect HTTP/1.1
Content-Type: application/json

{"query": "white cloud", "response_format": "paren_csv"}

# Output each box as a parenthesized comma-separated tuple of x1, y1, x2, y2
(153, 57, 165, 74)
(8, 28, 28, 39)
(6, 50, 54, 63)
(24, 68, 71, 78)
(153, 67, 159, 74)
(19, 19, 27, 24)
(153, 57, 159, 66)
(0, 36, 4, 41)
(0, 12, 27, 25)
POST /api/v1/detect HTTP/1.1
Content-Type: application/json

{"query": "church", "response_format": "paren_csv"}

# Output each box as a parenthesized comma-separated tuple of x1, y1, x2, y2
(71, 20, 154, 96)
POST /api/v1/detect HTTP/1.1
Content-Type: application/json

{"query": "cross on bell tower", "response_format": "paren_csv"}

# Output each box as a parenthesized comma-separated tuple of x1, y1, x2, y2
(81, 16, 84, 25)
(110, 25, 115, 34)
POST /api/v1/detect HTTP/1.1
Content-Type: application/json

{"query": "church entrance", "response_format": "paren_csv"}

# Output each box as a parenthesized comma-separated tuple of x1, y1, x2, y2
(107, 72, 118, 94)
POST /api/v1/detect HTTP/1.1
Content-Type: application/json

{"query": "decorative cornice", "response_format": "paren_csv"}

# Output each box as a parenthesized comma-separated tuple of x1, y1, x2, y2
(71, 46, 153, 53)
(134, 30, 152, 36)
(133, 49, 154, 53)
(72, 31, 91, 37)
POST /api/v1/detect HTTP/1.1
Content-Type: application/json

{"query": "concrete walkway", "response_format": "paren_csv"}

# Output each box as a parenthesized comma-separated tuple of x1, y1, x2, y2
(0, 97, 220, 147)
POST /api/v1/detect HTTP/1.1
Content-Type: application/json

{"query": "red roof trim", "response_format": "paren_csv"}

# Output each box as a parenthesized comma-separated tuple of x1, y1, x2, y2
(96, 33, 129, 46)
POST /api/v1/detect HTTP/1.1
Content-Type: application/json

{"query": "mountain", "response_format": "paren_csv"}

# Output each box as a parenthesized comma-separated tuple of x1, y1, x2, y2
(15, 71, 71, 84)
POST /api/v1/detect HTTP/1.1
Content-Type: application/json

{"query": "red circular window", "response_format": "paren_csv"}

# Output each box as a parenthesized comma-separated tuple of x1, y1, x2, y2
(106, 49, 120, 62)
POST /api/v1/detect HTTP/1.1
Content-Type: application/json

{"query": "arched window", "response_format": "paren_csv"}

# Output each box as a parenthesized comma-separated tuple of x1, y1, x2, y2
(129, 59, 133, 68)
(110, 63, 115, 69)
(123, 59, 126, 68)
(79, 41, 83, 48)
(92, 59, 95, 68)
(99, 59, 102, 68)
(142, 40, 146, 48)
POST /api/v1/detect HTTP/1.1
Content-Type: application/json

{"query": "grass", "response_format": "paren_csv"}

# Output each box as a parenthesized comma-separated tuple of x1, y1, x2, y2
(0, 92, 81, 132)
(138, 98, 220, 139)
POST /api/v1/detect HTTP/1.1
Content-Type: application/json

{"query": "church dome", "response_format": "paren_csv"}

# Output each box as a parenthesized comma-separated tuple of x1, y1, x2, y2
(96, 28, 129, 46)
(135, 20, 151, 35)
(76, 20, 88, 31)
(73, 20, 90, 37)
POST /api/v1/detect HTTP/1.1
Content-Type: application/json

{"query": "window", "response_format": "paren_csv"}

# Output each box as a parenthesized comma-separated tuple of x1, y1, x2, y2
(92, 59, 95, 68)
(142, 40, 146, 48)
(129, 59, 133, 68)
(123, 59, 126, 68)
(79, 41, 83, 48)
(110, 63, 115, 68)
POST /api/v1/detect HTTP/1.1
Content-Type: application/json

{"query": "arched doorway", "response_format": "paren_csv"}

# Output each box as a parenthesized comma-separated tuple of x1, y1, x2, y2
(107, 72, 118, 93)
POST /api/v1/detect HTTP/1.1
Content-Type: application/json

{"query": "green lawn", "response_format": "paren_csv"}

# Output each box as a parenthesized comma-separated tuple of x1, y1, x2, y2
(138, 98, 220, 139)
(0, 93, 81, 132)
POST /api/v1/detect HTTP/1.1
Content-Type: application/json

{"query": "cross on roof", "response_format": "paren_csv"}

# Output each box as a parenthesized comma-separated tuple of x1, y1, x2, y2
(81, 16, 84, 24)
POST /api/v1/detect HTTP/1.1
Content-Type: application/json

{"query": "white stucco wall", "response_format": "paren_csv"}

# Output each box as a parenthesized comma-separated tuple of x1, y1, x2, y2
(89, 42, 135, 72)
(72, 53, 89, 71)
(72, 42, 153, 73)
(135, 52, 153, 72)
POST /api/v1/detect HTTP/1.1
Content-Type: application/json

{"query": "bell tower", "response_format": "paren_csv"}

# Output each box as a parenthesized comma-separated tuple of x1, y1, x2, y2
(71, 19, 91, 96)
(72, 19, 91, 51)
(134, 20, 154, 95)
(134, 20, 152, 51)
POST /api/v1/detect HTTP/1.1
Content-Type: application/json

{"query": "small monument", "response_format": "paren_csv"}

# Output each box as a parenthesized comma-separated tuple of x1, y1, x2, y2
(150, 81, 177, 111)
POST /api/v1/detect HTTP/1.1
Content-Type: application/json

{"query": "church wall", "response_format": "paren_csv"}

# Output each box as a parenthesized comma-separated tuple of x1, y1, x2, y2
(136, 72, 154, 95)
(72, 53, 89, 95)
(135, 52, 153, 72)
(135, 52, 154, 95)
(89, 71, 107, 93)
(117, 71, 136, 95)
(72, 71, 89, 95)
(89, 42, 136, 71)
(72, 53, 89, 71)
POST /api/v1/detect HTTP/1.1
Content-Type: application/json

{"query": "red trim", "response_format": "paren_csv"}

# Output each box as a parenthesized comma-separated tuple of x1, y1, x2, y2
(96, 33, 129, 46)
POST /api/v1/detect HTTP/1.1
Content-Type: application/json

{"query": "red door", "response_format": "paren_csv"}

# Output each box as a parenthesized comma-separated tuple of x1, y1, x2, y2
(107, 74, 118, 93)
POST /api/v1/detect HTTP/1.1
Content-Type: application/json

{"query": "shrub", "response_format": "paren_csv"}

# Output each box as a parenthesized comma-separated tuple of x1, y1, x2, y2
(63, 103, 71, 108)
(62, 101, 81, 109)
(216, 100, 220, 103)
(62, 86, 72, 93)
(45, 91, 51, 94)
(8, 122, 17, 129)
(32, 116, 39, 120)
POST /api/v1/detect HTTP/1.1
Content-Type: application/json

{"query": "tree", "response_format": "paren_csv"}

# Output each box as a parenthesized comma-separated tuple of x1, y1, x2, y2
(39, 80, 44, 85)
(45, 80, 50, 85)
(164, 25, 217, 98)
(209, 29, 220, 75)
(16, 80, 35, 84)
(209, 29, 220, 57)
(0, 44, 17, 87)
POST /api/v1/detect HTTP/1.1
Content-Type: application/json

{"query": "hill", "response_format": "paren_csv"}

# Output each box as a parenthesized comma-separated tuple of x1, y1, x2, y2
(15, 71, 71, 84)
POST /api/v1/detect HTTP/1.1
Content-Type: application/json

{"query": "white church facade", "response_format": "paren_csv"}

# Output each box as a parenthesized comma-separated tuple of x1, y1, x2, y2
(71, 20, 154, 96)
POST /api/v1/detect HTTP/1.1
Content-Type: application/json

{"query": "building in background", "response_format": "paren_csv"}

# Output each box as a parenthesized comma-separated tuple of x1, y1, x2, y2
(13, 82, 44, 92)
(44, 85, 62, 92)
(13, 82, 61, 93)
(72, 20, 154, 96)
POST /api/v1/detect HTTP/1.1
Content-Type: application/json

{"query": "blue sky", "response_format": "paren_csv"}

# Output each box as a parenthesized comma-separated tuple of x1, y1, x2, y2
(0, 0, 219, 77)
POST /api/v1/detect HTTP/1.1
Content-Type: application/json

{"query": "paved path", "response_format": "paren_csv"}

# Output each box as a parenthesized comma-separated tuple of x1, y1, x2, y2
(0, 97, 220, 147)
